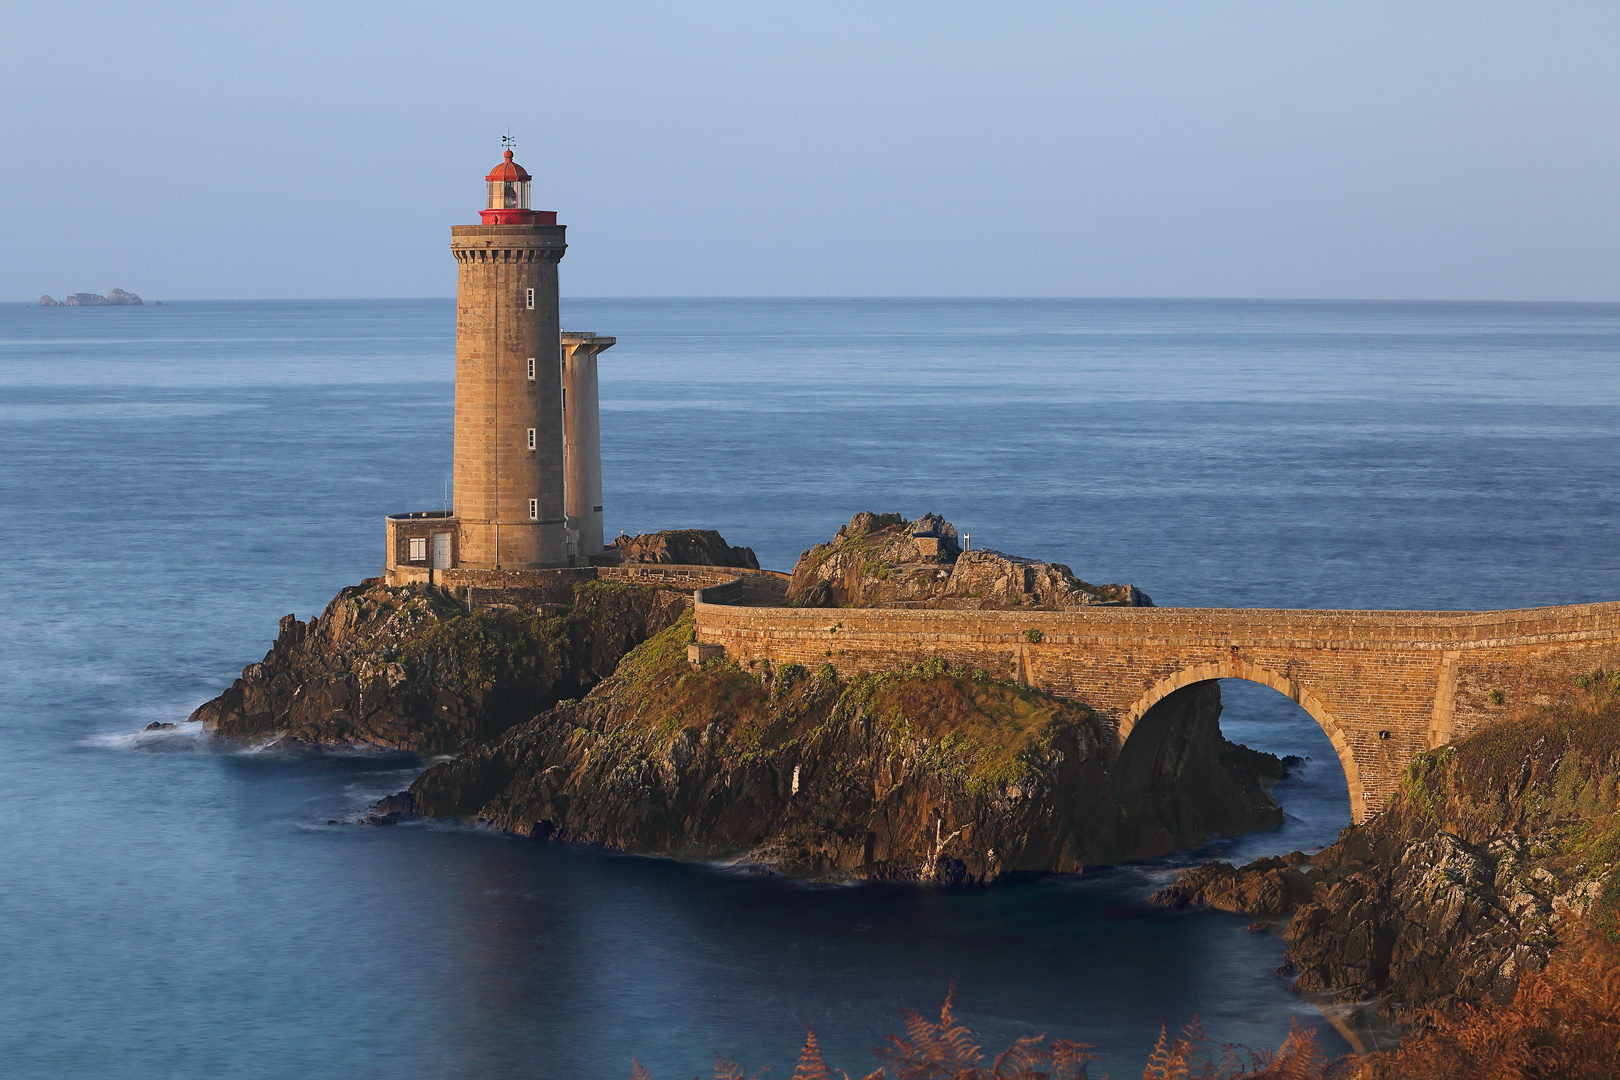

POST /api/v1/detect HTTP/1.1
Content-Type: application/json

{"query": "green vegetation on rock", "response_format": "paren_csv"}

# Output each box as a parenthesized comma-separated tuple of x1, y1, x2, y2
(1161, 688, 1620, 1032)
(407, 613, 1281, 879)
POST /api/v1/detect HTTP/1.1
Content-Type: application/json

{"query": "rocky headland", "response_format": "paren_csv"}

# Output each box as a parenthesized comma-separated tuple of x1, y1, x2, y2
(1154, 687, 1620, 1032)
(190, 514, 1620, 1051)
(192, 517, 1281, 877)
(190, 578, 690, 752)
(403, 613, 1281, 879)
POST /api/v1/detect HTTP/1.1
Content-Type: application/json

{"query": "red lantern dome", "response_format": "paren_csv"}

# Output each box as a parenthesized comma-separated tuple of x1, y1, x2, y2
(479, 149, 556, 225)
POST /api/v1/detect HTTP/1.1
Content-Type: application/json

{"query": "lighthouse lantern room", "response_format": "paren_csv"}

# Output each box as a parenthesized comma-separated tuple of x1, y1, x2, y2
(482, 150, 538, 224)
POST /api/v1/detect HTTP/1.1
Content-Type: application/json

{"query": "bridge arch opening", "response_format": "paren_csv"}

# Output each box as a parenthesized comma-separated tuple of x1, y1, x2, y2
(1117, 663, 1365, 825)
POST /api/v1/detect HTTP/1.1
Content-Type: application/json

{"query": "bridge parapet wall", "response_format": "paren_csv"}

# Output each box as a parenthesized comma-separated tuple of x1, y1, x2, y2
(694, 599, 1620, 821)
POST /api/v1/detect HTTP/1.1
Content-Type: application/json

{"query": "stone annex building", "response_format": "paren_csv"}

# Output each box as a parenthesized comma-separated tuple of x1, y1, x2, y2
(384, 149, 1620, 825)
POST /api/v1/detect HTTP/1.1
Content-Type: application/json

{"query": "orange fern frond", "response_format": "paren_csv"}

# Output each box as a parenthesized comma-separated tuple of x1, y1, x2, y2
(630, 1058, 655, 1080)
(936, 985, 983, 1067)
(713, 1052, 747, 1080)
(1263, 1021, 1329, 1080)
(874, 985, 990, 1078)
(987, 1031, 1047, 1077)
(792, 1027, 835, 1080)
(1141, 1021, 1184, 1080)
(1047, 1037, 1105, 1080)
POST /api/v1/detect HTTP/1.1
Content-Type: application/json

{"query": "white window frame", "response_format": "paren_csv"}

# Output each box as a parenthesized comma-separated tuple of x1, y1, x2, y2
(529, 499, 538, 520)
(527, 428, 536, 451)
(525, 288, 535, 310)
(527, 357, 535, 380)
(407, 536, 427, 562)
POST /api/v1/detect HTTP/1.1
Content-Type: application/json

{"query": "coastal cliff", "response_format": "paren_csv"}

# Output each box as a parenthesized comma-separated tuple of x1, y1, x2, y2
(1156, 688, 1620, 1027)
(190, 578, 688, 752)
(193, 520, 1284, 877)
(406, 613, 1282, 878)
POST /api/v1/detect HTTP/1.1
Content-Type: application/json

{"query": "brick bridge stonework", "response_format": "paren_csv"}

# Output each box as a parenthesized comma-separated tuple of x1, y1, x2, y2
(693, 597, 1620, 822)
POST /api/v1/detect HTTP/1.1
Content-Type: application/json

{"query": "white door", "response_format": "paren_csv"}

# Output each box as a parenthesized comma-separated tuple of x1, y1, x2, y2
(431, 532, 451, 569)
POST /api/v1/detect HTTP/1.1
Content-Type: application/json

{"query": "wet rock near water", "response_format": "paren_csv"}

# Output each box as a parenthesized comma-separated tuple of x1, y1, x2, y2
(1151, 852, 1316, 917)
(1154, 703, 1620, 1026)
(1157, 830, 1593, 1025)
(362, 791, 422, 826)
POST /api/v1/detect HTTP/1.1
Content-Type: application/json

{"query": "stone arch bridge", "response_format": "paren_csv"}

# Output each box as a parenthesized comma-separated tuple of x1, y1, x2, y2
(693, 589, 1620, 821)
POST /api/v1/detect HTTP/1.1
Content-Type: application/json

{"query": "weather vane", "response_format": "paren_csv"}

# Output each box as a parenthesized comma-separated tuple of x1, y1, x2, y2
(501, 130, 516, 155)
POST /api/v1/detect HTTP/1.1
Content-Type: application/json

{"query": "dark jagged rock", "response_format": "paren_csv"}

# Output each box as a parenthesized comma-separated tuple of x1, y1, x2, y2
(1151, 853, 1316, 917)
(788, 512, 1151, 609)
(371, 791, 419, 816)
(1154, 700, 1620, 1025)
(190, 578, 689, 753)
(143, 721, 177, 731)
(362, 791, 421, 826)
(404, 618, 1280, 879)
(613, 529, 759, 569)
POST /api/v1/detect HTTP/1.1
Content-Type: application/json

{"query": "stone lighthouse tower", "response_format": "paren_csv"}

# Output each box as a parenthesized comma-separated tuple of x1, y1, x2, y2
(450, 148, 569, 569)
(383, 146, 614, 581)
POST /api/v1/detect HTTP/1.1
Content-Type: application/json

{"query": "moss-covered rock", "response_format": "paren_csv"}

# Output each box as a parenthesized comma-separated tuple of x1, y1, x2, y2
(1156, 689, 1620, 1027)
(406, 613, 1281, 879)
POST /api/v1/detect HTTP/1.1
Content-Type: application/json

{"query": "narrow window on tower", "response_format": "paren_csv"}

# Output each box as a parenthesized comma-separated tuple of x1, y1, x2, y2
(526, 288, 535, 310)
(529, 499, 538, 520)
(527, 357, 535, 380)
(527, 428, 536, 451)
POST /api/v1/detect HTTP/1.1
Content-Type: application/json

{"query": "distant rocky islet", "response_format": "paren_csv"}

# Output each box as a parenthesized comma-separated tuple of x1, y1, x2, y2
(38, 289, 144, 306)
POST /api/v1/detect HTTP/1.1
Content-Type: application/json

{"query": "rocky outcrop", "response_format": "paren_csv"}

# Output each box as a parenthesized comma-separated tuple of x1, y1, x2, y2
(1154, 698, 1620, 1025)
(614, 529, 759, 569)
(787, 512, 1151, 609)
(403, 622, 1280, 879)
(59, 289, 142, 306)
(191, 579, 688, 753)
(1154, 853, 1316, 919)
(943, 550, 1152, 608)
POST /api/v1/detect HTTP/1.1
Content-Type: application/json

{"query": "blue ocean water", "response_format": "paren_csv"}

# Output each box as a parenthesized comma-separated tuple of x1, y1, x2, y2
(1, 297, 1618, 1078)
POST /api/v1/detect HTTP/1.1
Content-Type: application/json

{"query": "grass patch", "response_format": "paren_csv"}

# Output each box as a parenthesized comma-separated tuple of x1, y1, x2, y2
(588, 637, 1097, 795)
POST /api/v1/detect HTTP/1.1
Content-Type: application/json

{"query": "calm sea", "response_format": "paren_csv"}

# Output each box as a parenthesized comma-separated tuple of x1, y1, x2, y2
(2, 298, 1618, 1078)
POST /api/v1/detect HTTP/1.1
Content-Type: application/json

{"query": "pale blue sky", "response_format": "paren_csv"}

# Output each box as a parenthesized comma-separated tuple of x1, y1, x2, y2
(2, 2, 1616, 300)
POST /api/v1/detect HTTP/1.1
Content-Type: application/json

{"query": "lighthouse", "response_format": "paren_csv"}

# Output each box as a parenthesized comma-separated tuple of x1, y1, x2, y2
(384, 146, 615, 579)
